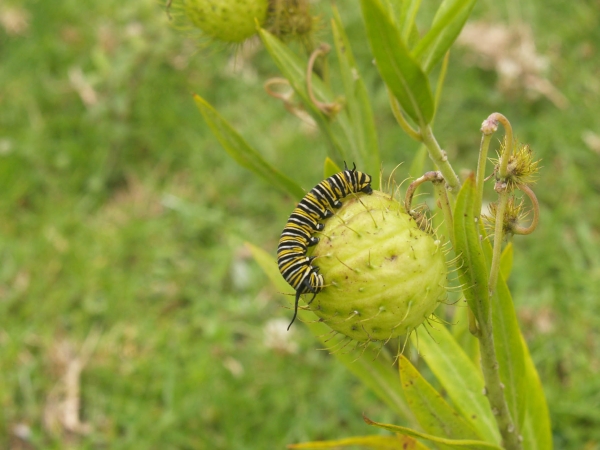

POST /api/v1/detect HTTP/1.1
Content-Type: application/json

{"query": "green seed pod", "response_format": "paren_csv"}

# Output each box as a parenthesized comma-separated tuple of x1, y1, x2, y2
(182, 0, 268, 43)
(309, 191, 447, 342)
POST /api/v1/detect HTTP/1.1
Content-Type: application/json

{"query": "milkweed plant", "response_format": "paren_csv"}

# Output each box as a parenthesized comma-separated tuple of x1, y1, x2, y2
(170, 0, 551, 448)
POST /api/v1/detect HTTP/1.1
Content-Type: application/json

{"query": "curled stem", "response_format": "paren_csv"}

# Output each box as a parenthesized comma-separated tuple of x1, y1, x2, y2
(475, 133, 493, 216)
(512, 184, 540, 235)
(306, 43, 340, 116)
(264, 77, 293, 101)
(482, 113, 514, 178)
(404, 171, 444, 214)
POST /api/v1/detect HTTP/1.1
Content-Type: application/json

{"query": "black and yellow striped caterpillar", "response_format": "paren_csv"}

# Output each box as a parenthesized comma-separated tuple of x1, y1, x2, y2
(277, 163, 373, 329)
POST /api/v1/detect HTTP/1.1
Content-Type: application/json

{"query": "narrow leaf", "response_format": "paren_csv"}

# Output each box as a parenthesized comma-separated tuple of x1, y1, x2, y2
(520, 335, 553, 449)
(360, 0, 434, 125)
(246, 243, 415, 423)
(399, 355, 480, 441)
(259, 28, 352, 162)
(453, 174, 489, 321)
(194, 95, 305, 200)
(490, 274, 527, 432)
(414, 325, 500, 443)
(499, 242, 513, 281)
(331, 8, 381, 185)
(364, 416, 502, 449)
(412, 0, 476, 73)
(323, 157, 341, 179)
(398, 0, 422, 44)
(289, 434, 429, 449)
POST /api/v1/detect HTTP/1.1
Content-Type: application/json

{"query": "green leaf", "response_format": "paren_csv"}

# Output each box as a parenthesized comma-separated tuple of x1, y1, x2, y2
(490, 274, 527, 433)
(398, 0, 422, 45)
(194, 95, 305, 200)
(259, 28, 352, 163)
(453, 174, 490, 321)
(364, 415, 502, 449)
(399, 355, 480, 441)
(331, 8, 381, 186)
(412, 0, 477, 73)
(478, 224, 527, 434)
(519, 334, 553, 449)
(246, 243, 415, 423)
(413, 324, 500, 443)
(500, 242, 513, 281)
(323, 157, 341, 179)
(360, 0, 434, 125)
(288, 434, 429, 449)
(450, 305, 480, 366)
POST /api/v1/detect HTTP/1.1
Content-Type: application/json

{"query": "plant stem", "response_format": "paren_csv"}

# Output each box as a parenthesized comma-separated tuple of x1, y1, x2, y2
(475, 133, 492, 216)
(487, 112, 514, 296)
(306, 44, 340, 116)
(479, 113, 521, 449)
(488, 188, 508, 296)
(404, 171, 443, 213)
(420, 124, 461, 193)
(487, 113, 513, 178)
(478, 315, 522, 449)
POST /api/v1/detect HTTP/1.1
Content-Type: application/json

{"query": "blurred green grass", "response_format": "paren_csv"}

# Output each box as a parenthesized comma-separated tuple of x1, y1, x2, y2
(1, 0, 599, 448)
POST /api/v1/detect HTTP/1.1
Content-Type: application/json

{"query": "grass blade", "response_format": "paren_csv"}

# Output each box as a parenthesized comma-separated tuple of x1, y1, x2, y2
(194, 94, 305, 200)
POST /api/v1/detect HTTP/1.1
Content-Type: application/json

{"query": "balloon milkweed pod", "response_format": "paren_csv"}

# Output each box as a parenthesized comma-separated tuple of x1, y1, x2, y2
(308, 190, 448, 343)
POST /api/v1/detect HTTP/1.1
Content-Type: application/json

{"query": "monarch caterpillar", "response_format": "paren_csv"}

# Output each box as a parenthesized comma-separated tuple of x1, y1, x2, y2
(277, 163, 373, 329)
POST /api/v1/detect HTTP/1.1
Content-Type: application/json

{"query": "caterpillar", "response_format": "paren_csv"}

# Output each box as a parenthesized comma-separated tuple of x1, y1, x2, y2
(277, 163, 373, 329)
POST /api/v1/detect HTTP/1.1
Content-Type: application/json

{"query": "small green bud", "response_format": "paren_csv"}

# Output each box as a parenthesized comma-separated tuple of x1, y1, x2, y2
(309, 191, 448, 342)
(182, 0, 268, 43)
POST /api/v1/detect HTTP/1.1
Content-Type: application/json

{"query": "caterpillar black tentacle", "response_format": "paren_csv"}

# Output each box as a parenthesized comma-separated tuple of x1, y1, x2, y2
(278, 165, 373, 330)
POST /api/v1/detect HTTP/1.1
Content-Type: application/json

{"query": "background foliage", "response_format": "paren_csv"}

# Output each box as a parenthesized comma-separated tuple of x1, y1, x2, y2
(1, 0, 599, 448)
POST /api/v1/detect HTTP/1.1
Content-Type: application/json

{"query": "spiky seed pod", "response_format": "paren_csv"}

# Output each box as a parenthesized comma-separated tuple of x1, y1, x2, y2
(181, 0, 269, 43)
(266, 0, 315, 41)
(492, 141, 540, 189)
(308, 191, 448, 342)
(483, 196, 528, 236)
